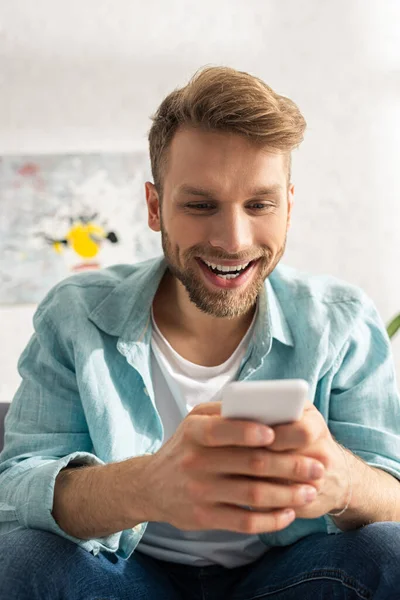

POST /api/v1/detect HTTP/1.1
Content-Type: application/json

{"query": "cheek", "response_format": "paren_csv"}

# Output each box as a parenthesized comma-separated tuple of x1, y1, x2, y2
(171, 216, 208, 247)
(257, 219, 287, 248)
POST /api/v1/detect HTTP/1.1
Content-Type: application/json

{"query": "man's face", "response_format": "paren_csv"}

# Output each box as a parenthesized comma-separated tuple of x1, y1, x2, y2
(146, 127, 294, 318)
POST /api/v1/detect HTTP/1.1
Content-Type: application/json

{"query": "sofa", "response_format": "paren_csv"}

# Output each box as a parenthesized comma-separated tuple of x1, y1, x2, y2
(0, 403, 9, 452)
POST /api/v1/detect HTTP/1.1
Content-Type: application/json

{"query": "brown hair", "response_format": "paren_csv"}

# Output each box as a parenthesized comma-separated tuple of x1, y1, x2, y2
(148, 66, 306, 194)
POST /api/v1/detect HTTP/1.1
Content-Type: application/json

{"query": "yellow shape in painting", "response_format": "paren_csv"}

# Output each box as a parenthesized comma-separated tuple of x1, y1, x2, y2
(67, 223, 106, 259)
(53, 242, 64, 254)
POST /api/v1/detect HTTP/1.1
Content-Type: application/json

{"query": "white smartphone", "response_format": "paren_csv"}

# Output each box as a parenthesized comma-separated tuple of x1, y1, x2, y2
(221, 379, 309, 426)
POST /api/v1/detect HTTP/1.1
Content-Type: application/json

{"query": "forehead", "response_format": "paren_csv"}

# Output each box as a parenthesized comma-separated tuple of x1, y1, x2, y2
(164, 127, 287, 195)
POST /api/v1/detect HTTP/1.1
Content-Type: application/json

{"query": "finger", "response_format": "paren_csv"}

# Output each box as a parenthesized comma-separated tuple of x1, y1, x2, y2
(303, 399, 315, 411)
(186, 415, 274, 448)
(270, 416, 322, 451)
(203, 476, 317, 509)
(192, 503, 296, 535)
(188, 402, 222, 416)
(200, 447, 325, 482)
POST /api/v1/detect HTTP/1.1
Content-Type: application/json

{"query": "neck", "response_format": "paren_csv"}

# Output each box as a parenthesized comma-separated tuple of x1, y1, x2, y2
(153, 270, 256, 338)
(152, 270, 257, 365)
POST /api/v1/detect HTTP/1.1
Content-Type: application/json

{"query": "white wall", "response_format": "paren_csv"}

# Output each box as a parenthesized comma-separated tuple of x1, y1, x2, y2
(1, 0, 400, 402)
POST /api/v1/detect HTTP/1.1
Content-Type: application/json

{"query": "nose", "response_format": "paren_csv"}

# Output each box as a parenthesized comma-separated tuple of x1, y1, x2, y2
(208, 206, 253, 255)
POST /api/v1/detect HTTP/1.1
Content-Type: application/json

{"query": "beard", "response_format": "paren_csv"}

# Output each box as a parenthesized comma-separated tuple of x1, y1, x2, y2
(160, 221, 286, 319)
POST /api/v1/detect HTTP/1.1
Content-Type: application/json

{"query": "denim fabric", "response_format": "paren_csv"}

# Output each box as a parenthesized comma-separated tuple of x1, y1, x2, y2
(0, 522, 399, 599)
(0, 256, 399, 560)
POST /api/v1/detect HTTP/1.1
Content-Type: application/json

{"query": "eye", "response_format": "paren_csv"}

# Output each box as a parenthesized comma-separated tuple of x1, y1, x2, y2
(248, 203, 274, 210)
(186, 203, 214, 210)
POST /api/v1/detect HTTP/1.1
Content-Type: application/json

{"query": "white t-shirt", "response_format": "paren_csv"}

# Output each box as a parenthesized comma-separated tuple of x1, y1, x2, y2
(136, 306, 269, 568)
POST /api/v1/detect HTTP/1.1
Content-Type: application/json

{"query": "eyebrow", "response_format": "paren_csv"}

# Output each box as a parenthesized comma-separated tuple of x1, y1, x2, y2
(177, 184, 283, 199)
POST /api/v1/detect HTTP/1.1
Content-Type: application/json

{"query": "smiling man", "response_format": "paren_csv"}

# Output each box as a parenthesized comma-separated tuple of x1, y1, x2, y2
(149, 128, 291, 368)
(1, 66, 400, 599)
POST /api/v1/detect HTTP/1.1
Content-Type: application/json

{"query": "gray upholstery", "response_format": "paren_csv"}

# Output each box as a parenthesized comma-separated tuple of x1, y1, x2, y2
(0, 403, 9, 452)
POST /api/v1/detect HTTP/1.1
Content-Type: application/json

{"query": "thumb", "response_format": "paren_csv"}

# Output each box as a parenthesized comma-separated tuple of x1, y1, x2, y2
(188, 401, 222, 417)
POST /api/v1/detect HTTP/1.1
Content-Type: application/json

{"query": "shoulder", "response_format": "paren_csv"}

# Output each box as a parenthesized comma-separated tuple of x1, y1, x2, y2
(271, 263, 367, 306)
(270, 264, 375, 346)
(33, 264, 136, 328)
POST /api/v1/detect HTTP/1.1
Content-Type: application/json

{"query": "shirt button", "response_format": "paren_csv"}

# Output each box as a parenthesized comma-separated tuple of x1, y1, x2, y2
(143, 387, 149, 396)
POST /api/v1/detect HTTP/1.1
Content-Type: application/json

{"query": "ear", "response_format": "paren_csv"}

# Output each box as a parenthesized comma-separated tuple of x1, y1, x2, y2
(145, 182, 161, 232)
(287, 184, 294, 229)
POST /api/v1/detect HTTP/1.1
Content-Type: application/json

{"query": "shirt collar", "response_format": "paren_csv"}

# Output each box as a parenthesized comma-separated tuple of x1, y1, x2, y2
(264, 277, 294, 347)
(89, 256, 294, 348)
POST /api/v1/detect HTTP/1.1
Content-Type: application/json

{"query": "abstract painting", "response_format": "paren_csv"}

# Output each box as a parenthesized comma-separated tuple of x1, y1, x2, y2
(0, 152, 162, 304)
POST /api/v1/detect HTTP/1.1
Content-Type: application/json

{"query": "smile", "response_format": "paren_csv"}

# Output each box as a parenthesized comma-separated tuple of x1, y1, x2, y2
(196, 258, 259, 288)
(201, 259, 252, 278)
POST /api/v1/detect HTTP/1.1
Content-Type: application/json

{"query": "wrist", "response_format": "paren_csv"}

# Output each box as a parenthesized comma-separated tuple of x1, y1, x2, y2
(123, 454, 155, 525)
(327, 444, 353, 517)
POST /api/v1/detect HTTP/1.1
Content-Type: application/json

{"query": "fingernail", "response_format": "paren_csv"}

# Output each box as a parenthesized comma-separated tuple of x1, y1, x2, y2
(259, 427, 274, 444)
(310, 463, 324, 479)
(283, 509, 295, 520)
(303, 486, 317, 502)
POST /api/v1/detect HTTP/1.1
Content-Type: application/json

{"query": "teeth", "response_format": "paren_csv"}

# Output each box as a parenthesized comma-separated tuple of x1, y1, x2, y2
(203, 260, 250, 272)
(219, 273, 241, 279)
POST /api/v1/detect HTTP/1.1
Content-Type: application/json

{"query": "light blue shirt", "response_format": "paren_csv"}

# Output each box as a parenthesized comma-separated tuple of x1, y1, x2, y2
(1, 256, 400, 559)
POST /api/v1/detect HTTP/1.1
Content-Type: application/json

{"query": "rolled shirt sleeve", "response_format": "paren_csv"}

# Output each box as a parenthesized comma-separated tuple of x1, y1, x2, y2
(0, 308, 123, 556)
(324, 295, 400, 531)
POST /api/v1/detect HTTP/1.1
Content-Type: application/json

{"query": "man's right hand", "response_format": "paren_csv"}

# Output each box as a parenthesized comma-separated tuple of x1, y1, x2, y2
(140, 402, 325, 535)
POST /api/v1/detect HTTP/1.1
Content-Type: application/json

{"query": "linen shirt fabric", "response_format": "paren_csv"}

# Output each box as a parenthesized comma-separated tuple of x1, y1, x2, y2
(0, 256, 399, 559)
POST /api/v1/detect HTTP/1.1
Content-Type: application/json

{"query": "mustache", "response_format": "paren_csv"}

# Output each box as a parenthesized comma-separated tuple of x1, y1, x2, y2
(184, 246, 271, 263)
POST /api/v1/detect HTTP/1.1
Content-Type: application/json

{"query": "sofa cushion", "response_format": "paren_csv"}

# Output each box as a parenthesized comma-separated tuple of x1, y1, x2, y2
(0, 403, 9, 452)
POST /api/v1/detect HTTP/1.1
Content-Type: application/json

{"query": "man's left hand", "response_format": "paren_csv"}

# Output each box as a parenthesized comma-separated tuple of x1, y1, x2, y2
(265, 400, 350, 518)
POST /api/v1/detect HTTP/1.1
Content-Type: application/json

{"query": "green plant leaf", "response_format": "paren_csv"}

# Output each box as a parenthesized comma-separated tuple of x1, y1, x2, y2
(387, 314, 400, 339)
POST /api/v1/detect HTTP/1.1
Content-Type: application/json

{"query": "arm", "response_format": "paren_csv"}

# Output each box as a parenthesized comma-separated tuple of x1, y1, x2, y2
(53, 455, 151, 539)
(330, 449, 400, 532)
(0, 297, 141, 555)
(325, 294, 400, 532)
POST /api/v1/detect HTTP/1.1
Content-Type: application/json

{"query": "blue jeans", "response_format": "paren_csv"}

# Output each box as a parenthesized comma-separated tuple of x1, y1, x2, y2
(0, 522, 399, 599)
